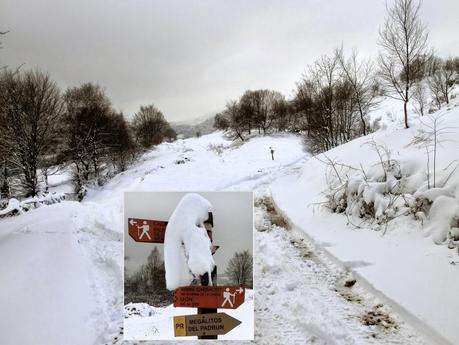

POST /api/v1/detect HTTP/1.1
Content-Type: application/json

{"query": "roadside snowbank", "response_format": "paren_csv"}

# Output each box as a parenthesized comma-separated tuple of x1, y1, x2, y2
(272, 103, 459, 345)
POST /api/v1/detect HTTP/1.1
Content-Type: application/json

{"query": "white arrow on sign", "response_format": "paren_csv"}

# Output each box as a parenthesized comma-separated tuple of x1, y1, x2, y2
(129, 219, 137, 226)
(236, 287, 244, 294)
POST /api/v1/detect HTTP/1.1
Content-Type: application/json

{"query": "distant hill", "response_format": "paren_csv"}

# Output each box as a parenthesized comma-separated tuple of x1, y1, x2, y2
(171, 116, 215, 139)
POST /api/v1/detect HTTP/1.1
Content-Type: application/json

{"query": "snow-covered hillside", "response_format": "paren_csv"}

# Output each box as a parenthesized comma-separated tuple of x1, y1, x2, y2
(273, 99, 459, 345)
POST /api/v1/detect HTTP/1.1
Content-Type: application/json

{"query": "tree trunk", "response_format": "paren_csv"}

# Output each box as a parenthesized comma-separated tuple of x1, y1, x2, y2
(404, 99, 409, 129)
(44, 170, 49, 192)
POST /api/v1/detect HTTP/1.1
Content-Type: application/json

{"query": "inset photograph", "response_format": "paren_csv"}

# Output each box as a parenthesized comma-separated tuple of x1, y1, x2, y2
(123, 191, 254, 341)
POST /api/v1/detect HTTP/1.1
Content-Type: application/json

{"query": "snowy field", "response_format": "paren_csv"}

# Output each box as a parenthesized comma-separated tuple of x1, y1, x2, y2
(1, 97, 458, 344)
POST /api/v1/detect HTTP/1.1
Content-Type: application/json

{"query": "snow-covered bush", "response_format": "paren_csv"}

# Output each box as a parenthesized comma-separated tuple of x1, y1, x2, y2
(326, 157, 416, 227)
(164, 193, 215, 290)
(322, 137, 459, 249)
(0, 193, 66, 218)
(207, 143, 226, 156)
(124, 303, 157, 318)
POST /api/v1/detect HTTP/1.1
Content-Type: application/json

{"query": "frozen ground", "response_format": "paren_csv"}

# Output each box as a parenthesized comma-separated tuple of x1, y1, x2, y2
(1, 97, 457, 344)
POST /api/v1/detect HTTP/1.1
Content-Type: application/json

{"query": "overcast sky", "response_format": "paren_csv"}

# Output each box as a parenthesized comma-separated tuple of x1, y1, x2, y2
(124, 192, 253, 278)
(1, 0, 458, 122)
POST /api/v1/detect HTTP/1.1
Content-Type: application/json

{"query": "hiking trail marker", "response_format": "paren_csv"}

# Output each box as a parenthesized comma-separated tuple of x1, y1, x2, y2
(127, 210, 244, 338)
(127, 218, 167, 243)
(174, 285, 245, 309)
(173, 312, 241, 337)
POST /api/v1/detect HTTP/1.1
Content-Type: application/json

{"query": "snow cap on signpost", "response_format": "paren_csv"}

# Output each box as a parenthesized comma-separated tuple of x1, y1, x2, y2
(164, 193, 216, 290)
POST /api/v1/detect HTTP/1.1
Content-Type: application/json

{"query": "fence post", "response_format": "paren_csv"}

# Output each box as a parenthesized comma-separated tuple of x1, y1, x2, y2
(197, 212, 218, 340)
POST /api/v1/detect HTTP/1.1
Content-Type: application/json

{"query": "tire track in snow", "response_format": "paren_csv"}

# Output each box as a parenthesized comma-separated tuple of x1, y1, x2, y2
(209, 145, 431, 345)
(253, 191, 430, 345)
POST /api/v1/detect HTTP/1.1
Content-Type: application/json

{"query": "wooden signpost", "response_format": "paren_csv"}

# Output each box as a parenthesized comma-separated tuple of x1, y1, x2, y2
(173, 312, 241, 337)
(174, 285, 245, 309)
(127, 218, 167, 243)
(197, 217, 218, 339)
(127, 211, 244, 339)
(173, 216, 244, 339)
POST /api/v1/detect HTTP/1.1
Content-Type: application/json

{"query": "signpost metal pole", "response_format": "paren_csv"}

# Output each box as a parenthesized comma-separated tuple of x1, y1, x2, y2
(198, 212, 218, 340)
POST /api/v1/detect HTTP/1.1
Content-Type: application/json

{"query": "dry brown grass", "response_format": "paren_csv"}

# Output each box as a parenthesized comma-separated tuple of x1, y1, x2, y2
(255, 195, 291, 230)
(361, 304, 398, 330)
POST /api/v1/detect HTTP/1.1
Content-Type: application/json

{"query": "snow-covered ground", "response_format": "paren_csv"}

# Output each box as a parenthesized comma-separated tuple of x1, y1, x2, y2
(1, 97, 458, 344)
(272, 99, 459, 345)
(254, 189, 430, 345)
(0, 132, 306, 345)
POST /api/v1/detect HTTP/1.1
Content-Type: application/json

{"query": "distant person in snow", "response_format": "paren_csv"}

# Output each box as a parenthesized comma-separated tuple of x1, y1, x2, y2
(270, 147, 275, 160)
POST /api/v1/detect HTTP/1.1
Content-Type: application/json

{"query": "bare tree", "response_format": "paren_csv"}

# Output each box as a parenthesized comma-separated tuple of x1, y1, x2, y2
(294, 53, 364, 152)
(239, 89, 285, 135)
(125, 247, 172, 305)
(412, 81, 428, 116)
(61, 83, 135, 194)
(226, 100, 246, 141)
(0, 69, 64, 196)
(0, 164, 9, 199)
(131, 104, 172, 148)
(309, 54, 341, 150)
(63, 83, 112, 192)
(106, 111, 137, 172)
(428, 73, 444, 110)
(336, 47, 379, 135)
(225, 250, 253, 288)
(378, 0, 429, 128)
(428, 58, 456, 107)
(213, 112, 230, 131)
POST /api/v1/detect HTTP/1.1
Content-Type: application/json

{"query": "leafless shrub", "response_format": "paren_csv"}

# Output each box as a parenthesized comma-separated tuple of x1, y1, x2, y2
(410, 112, 456, 188)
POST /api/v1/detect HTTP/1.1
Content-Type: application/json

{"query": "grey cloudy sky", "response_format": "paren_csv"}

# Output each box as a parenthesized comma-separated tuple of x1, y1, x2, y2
(1, 0, 458, 121)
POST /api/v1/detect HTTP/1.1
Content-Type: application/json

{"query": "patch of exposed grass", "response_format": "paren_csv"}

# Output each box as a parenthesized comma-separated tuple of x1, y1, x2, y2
(290, 238, 313, 258)
(255, 195, 291, 230)
(339, 290, 363, 304)
(361, 304, 398, 330)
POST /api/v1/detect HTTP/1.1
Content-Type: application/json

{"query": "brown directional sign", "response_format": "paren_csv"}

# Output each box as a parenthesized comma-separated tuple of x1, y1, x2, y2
(127, 218, 167, 243)
(174, 285, 245, 309)
(173, 312, 241, 337)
